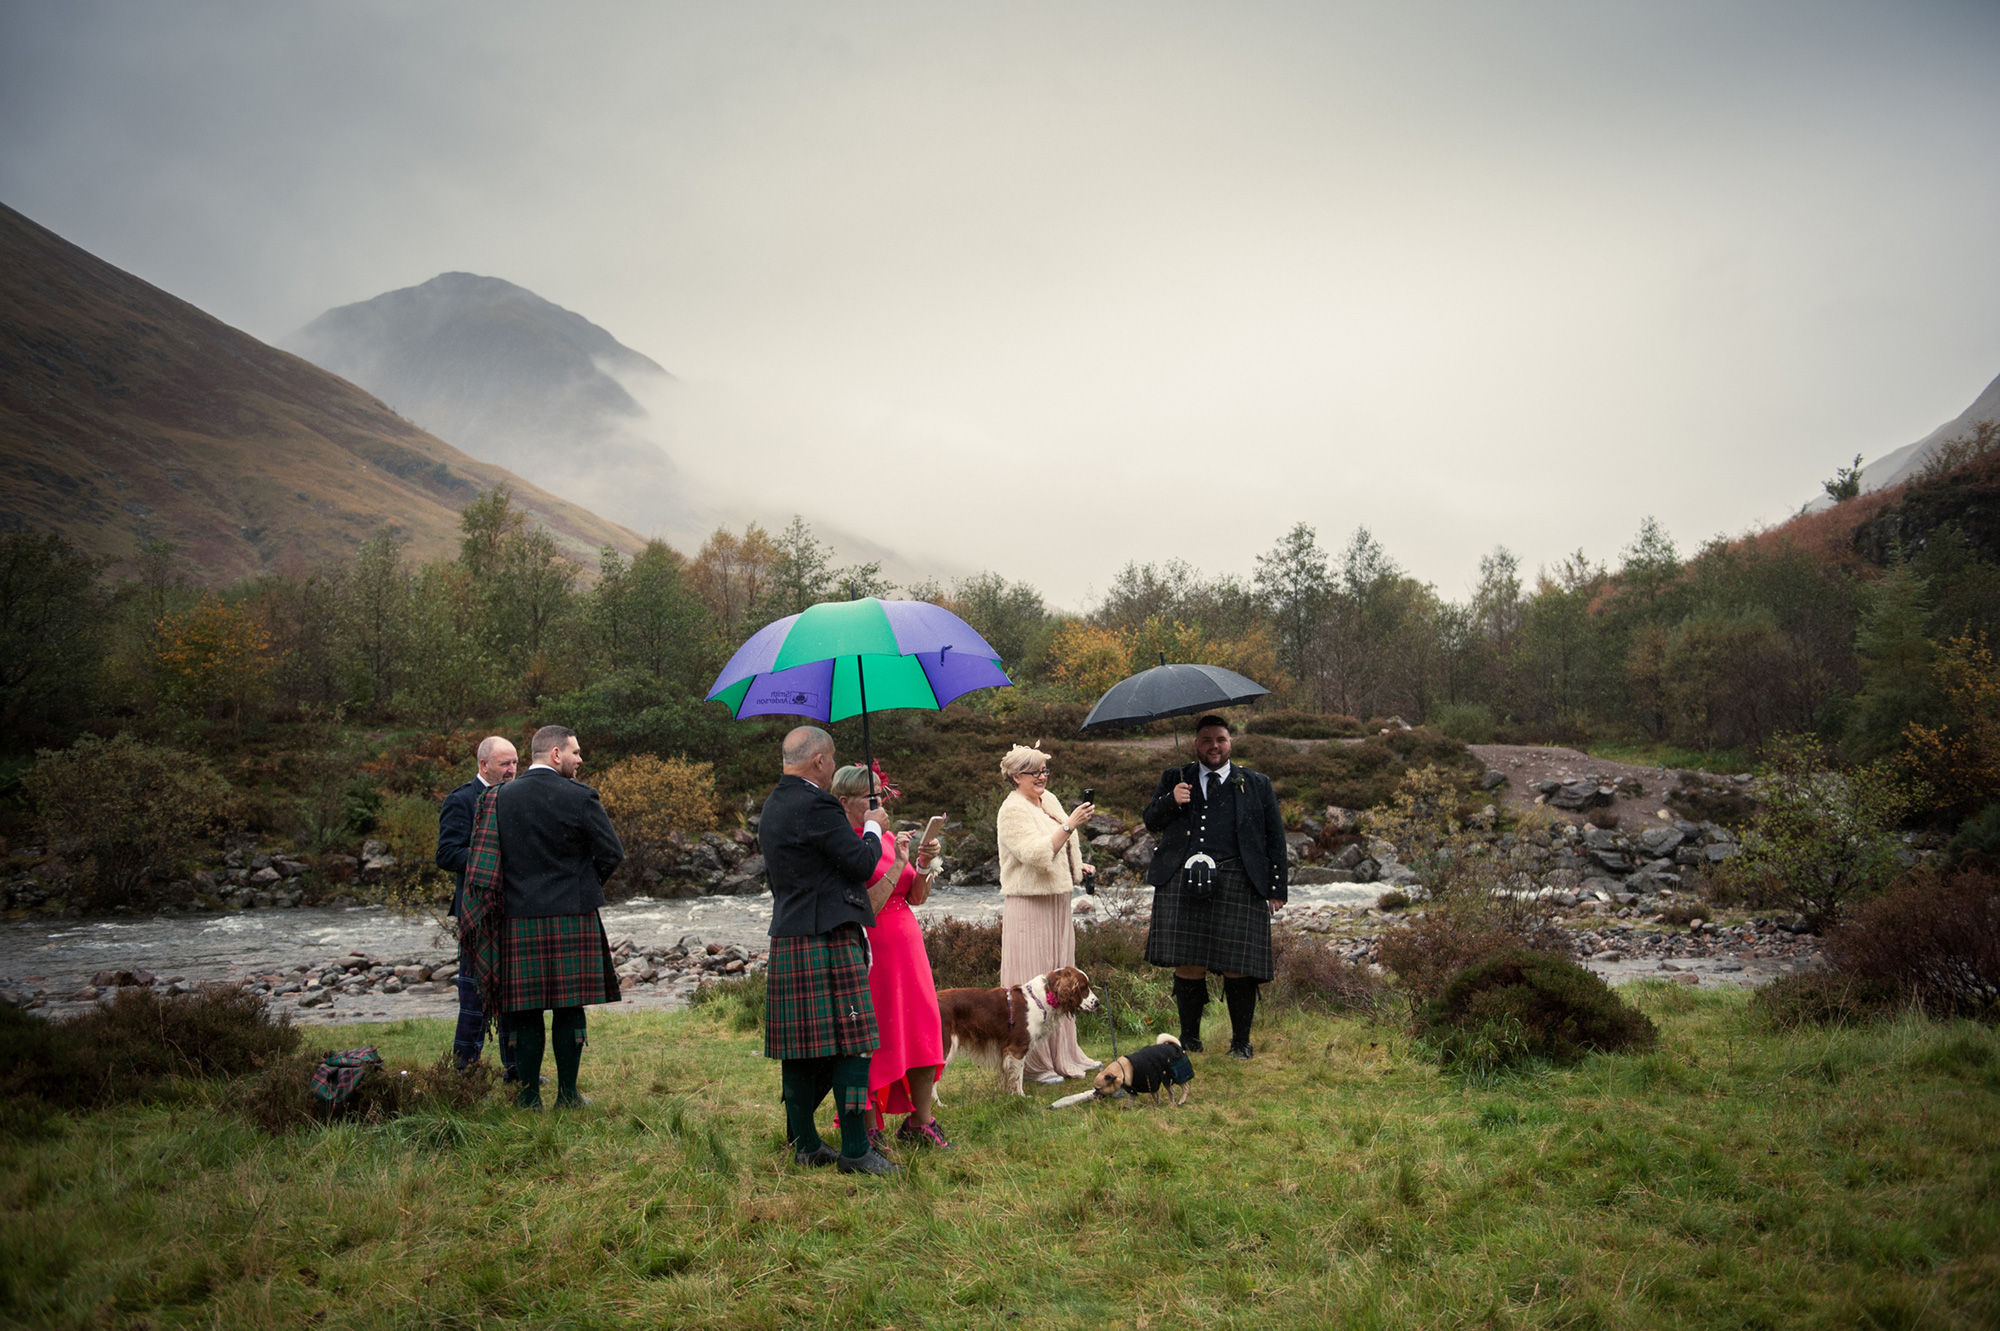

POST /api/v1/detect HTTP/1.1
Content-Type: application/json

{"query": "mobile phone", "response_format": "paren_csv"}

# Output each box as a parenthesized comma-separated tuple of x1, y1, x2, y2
(1081, 788, 1095, 804)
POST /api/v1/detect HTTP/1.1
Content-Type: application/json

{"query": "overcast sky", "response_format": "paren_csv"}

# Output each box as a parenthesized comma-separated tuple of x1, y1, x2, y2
(4, 0, 1998, 607)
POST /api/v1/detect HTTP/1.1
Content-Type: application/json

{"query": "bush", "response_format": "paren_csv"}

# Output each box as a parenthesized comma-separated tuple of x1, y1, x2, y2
(1431, 701, 1496, 745)
(1244, 710, 1365, 740)
(1417, 950, 1657, 1071)
(596, 754, 720, 884)
(1378, 914, 1556, 1007)
(1, 985, 301, 1116)
(1946, 802, 2000, 871)
(1822, 870, 2000, 1019)
(1728, 733, 1919, 930)
(924, 917, 1003, 990)
(35, 733, 237, 907)
(1753, 971, 1901, 1030)
(1376, 889, 1412, 911)
(1268, 931, 1383, 1013)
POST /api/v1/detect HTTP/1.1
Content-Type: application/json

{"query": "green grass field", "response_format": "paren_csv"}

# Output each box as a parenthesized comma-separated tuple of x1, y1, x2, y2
(3, 986, 1997, 1329)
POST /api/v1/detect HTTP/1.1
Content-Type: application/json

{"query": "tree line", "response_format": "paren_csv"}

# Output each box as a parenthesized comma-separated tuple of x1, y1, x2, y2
(3, 468, 1996, 827)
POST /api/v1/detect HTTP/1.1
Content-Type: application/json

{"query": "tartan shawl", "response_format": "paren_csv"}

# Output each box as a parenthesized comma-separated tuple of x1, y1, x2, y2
(459, 786, 506, 1043)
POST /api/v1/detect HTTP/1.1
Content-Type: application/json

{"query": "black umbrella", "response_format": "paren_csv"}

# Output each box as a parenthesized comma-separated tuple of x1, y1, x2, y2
(1078, 661, 1270, 732)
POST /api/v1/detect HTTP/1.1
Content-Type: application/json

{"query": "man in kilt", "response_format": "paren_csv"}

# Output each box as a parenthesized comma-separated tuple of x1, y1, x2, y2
(1143, 714, 1287, 1059)
(460, 724, 624, 1110)
(761, 726, 909, 1176)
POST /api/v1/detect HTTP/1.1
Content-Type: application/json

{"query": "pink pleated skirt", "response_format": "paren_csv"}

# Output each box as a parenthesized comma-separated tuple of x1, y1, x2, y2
(999, 892, 1097, 1080)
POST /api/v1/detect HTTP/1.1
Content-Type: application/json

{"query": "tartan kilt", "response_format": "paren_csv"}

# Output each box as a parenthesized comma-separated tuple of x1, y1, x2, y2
(501, 912, 622, 1012)
(1145, 866, 1274, 981)
(763, 923, 880, 1061)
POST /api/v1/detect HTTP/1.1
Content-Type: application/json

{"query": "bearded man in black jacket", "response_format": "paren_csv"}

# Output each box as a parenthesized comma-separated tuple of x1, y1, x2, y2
(1142, 715, 1287, 1059)
(492, 724, 624, 1109)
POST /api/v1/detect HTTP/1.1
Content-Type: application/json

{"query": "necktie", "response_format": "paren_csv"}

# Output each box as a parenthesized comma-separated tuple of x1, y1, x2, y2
(1206, 770, 1221, 801)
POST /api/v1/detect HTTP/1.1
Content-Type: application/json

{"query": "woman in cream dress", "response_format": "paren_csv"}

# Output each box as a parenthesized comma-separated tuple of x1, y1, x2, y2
(995, 743, 1099, 1084)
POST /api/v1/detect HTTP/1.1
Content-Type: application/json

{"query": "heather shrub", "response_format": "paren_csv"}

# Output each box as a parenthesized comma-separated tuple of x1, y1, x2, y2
(1, 985, 301, 1120)
(1381, 913, 1562, 1009)
(1268, 931, 1383, 1013)
(1244, 710, 1366, 740)
(924, 917, 1004, 990)
(1822, 870, 2000, 1019)
(1753, 971, 1900, 1031)
(1418, 950, 1657, 1071)
(1376, 888, 1412, 911)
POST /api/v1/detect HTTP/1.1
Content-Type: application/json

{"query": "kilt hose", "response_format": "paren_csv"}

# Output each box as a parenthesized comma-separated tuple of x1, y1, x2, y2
(501, 913, 622, 1012)
(764, 923, 880, 1062)
(1145, 865, 1274, 981)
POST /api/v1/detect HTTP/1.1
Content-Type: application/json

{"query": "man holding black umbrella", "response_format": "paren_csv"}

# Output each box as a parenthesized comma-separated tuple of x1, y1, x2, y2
(1142, 715, 1286, 1058)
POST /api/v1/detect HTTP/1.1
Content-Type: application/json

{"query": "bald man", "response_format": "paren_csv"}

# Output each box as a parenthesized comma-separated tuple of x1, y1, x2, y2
(761, 725, 908, 1175)
(439, 735, 518, 1072)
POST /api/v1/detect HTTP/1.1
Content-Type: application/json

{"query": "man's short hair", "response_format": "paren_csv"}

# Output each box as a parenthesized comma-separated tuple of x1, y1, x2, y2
(782, 725, 834, 768)
(1194, 714, 1232, 734)
(476, 735, 514, 763)
(530, 725, 576, 761)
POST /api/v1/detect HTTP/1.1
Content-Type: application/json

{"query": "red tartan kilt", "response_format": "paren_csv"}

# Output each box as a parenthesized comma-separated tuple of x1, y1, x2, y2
(501, 913, 621, 1011)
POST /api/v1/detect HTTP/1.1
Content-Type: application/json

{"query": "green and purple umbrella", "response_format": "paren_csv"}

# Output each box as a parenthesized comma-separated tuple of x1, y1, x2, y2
(706, 597, 1011, 790)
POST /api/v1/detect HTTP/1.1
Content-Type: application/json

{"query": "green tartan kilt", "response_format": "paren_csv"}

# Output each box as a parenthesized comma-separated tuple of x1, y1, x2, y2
(502, 913, 622, 1012)
(763, 923, 880, 1060)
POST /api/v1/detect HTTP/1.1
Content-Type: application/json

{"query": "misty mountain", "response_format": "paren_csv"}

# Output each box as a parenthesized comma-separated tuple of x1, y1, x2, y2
(284, 273, 936, 586)
(0, 202, 640, 584)
(1808, 369, 2000, 510)
(284, 273, 705, 545)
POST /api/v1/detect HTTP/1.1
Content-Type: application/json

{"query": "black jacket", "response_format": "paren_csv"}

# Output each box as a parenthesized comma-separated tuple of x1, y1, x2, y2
(436, 777, 489, 918)
(761, 774, 883, 938)
(1142, 763, 1288, 901)
(495, 767, 625, 917)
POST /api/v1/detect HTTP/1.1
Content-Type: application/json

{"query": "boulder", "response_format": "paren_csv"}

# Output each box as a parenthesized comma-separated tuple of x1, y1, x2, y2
(1636, 826, 1684, 856)
(249, 866, 281, 886)
(1329, 843, 1365, 870)
(1479, 770, 1508, 790)
(1322, 806, 1361, 833)
(1092, 833, 1134, 854)
(1122, 835, 1154, 870)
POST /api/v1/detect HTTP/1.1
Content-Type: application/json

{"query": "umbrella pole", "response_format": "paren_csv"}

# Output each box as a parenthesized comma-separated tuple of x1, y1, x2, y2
(856, 657, 877, 806)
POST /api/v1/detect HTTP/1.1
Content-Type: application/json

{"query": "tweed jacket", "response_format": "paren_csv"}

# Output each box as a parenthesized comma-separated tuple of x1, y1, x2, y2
(1142, 763, 1288, 902)
(761, 774, 884, 938)
(494, 767, 624, 917)
(997, 789, 1086, 897)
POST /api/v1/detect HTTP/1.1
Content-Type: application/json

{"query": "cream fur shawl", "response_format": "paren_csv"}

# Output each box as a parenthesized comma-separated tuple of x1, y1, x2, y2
(996, 789, 1085, 896)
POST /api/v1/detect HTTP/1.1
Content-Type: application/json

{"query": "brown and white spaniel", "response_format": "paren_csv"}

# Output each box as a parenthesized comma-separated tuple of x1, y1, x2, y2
(936, 966, 1098, 1096)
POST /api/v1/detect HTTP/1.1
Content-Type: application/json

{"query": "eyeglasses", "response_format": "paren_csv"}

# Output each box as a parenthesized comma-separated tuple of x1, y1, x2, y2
(1018, 768, 1050, 779)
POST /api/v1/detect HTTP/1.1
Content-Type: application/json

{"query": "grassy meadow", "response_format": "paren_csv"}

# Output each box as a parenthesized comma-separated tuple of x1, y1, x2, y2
(2, 985, 1997, 1330)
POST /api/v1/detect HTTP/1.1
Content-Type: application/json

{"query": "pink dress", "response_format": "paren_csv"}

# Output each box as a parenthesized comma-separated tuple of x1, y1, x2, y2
(860, 830, 944, 1121)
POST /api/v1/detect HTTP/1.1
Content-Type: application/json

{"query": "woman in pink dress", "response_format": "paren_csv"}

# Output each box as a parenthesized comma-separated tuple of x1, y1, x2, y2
(830, 765, 951, 1150)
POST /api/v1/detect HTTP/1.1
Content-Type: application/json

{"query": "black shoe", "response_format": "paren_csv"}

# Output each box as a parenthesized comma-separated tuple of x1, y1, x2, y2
(794, 1144, 839, 1168)
(836, 1148, 902, 1177)
(1182, 1037, 1204, 1053)
(1227, 1042, 1253, 1060)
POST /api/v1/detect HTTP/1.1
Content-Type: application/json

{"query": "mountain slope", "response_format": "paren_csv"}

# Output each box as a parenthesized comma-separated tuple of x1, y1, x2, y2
(0, 202, 642, 583)
(283, 273, 701, 543)
(1807, 369, 2000, 510)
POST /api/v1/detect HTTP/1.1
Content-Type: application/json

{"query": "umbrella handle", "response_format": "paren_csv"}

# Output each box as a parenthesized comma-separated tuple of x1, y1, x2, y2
(857, 656, 877, 806)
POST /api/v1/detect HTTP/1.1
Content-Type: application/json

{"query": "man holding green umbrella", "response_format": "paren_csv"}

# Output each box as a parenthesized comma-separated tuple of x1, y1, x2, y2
(760, 724, 911, 1175)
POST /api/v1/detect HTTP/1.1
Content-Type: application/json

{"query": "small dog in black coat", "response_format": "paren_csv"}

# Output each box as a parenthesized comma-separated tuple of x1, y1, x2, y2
(1090, 1033, 1195, 1107)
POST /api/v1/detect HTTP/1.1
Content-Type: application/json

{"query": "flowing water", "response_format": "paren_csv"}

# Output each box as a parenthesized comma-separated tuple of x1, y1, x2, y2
(0, 878, 1386, 1026)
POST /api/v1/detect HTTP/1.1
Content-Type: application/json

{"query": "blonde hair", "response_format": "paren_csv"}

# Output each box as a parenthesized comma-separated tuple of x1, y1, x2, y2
(1000, 743, 1051, 780)
(829, 764, 875, 799)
